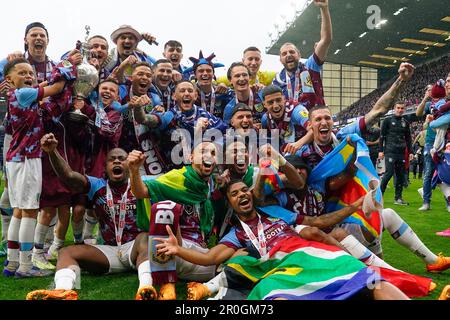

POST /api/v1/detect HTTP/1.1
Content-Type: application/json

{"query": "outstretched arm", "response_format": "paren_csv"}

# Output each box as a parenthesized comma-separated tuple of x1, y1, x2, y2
(365, 63, 415, 127)
(41, 133, 88, 193)
(302, 196, 363, 229)
(314, 0, 333, 62)
(415, 88, 431, 117)
(155, 226, 236, 266)
(42, 49, 83, 99)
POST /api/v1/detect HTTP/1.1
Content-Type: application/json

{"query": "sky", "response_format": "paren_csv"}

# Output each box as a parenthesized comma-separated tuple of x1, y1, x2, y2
(2, 0, 309, 77)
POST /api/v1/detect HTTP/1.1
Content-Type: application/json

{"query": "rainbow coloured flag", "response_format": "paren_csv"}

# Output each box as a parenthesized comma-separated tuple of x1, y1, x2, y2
(308, 134, 383, 238)
(259, 159, 285, 196)
(220, 236, 377, 300)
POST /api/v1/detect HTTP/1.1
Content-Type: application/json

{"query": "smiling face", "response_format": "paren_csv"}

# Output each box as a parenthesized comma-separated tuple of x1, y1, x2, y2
(263, 92, 286, 120)
(99, 81, 119, 106)
(105, 148, 129, 184)
(153, 62, 173, 90)
(226, 141, 249, 175)
(163, 45, 183, 69)
(89, 37, 109, 67)
(242, 50, 262, 77)
(310, 107, 334, 145)
(6, 63, 35, 89)
(116, 33, 138, 59)
(174, 82, 197, 112)
(195, 64, 214, 87)
(227, 181, 254, 217)
(190, 142, 218, 179)
(131, 65, 153, 96)
(230, 110, 253, 133)
(25, 27, 48, 60)
(230, 66, 250, 93)
(280, 43, 300, 72)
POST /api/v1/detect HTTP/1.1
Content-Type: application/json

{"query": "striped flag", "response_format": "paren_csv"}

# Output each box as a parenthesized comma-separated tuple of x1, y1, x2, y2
(308, 134, 383, 238)
(221, 236, 377, 300)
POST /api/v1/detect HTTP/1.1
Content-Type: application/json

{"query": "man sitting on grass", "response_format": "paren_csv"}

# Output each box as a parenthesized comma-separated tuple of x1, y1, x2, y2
(26, 134, 157, 300)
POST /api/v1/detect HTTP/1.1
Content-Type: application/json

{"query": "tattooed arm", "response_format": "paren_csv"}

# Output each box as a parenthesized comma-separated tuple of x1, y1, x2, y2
(364, 63, 415, 128)
(130, 95, 161, 128)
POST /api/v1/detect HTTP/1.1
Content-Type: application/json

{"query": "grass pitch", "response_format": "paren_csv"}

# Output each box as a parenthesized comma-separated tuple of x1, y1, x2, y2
(0, 178, 449, 300)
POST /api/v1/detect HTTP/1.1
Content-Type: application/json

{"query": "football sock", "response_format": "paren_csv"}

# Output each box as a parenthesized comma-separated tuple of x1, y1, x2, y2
(18, 217, 37, 271)
(7, 216, 21, 264)
(54, 268, 76, 290)
(137, 260, 152, 288)
(340, 235, 397, 270)
(382, 208, 437, 264)
(33, 223, 48, 254)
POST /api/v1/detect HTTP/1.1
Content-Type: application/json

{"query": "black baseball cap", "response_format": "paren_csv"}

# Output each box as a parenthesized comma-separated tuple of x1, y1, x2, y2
(24, 22, 48, 51)
(231, 103, 252, 118)
(285, 154, 312, 175)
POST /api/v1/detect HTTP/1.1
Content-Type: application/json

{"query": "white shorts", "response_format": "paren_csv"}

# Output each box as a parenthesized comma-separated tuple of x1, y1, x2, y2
(6, 158, 42, 210)
(89, 240, 136, 274)
(3, 134, 12, 169)
(176, 239, 216, 282)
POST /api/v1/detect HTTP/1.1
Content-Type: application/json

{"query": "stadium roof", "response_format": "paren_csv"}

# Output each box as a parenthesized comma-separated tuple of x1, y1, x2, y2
(266, 0, 450, 70)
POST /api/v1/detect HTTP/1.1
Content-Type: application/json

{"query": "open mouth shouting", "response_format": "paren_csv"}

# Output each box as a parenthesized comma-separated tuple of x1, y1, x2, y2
(137, 80, 150, 94)
(111, 165, 124, 180)
(201, 158, 215, 175)
(318, 127, 331, 140)
(33, 41, 45, 51)
(234, 157, 248, 173)
(238, 195, 252, 212)
(23, 79, 33, 87)
(179, 95, 194, 111)
(285, 57, 298, 70)
(169, 54, 180, 65)
(158, 76, 171, 88)
(122, 43, 134, 55)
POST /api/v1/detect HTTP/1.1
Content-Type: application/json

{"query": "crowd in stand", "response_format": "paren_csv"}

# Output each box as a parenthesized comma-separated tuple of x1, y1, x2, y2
(338, 55, 450, 122)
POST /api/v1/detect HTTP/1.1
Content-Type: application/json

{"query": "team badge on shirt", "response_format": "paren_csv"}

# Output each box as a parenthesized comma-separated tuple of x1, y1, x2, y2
(255, 103, 264, 113)
(313, 190, 323, 203)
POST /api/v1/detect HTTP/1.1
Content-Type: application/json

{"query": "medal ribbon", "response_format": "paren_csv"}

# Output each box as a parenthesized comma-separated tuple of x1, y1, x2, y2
(239, 214, 267, 257)
(200, 87, 216, 114)
(286, 69, 301, 104)
(106, 180, 130, 248)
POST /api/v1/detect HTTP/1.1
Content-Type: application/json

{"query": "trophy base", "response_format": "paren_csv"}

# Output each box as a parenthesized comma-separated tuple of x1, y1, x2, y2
(66, 111, 89, 123)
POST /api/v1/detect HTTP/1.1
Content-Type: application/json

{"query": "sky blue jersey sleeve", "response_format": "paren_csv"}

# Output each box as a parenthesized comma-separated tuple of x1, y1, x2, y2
(86, 176, 106, 201)
(304, 53, 322, 73)
(291, 104, 309, 128)
(15, 88, 39, 108)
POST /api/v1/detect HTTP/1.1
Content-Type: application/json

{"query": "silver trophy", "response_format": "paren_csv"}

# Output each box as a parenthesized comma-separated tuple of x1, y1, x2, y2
(68, 25, 99, 122)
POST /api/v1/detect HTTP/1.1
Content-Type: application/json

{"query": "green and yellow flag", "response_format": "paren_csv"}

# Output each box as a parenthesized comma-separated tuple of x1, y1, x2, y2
(137, 166, 214, 236)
